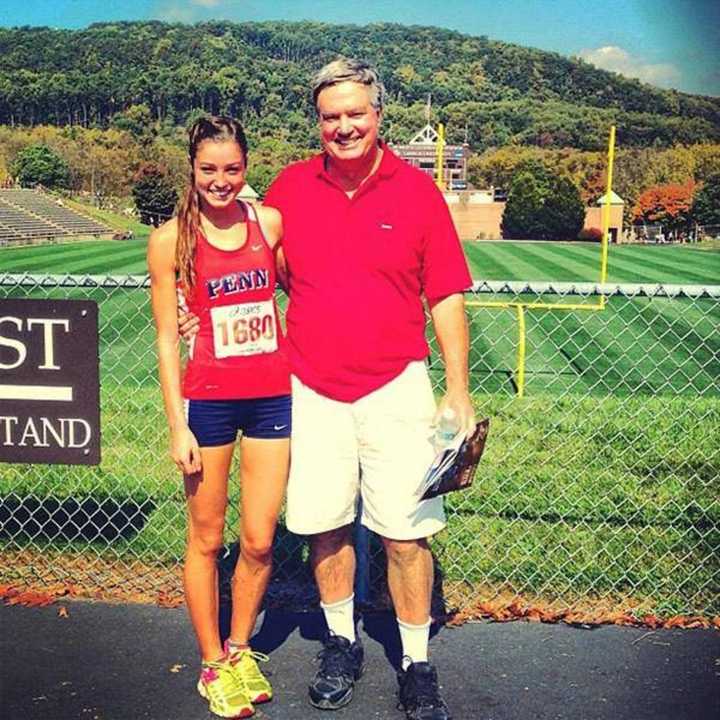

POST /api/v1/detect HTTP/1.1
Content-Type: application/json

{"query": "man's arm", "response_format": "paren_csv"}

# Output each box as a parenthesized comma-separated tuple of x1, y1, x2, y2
(428, 292, 476, 437)
(418, 175, 474, 436)
(255, 204, 288, 291)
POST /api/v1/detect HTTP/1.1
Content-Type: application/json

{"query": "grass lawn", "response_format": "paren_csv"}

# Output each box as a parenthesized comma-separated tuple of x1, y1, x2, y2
(2, 236, 720, 285)
(0, 235, 718, 614)
(463, 240, 720, 285)
(0, 237, 149, 275)
(1, 387, 717, 614)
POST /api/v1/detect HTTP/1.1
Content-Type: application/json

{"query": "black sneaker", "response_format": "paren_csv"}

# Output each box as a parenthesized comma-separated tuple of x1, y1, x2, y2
(397, 661, 452, 720)
(309, 633, 364, 710)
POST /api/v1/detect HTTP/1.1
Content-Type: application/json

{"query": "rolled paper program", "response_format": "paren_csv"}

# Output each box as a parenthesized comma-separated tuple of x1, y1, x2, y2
(420, 418, 490, 500)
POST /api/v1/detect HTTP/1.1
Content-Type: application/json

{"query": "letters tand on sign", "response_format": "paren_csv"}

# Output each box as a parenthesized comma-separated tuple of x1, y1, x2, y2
(0, 298, 100, 465)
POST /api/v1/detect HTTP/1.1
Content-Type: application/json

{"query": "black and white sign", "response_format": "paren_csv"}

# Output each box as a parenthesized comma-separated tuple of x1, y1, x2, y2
(0, 298, 100, 465)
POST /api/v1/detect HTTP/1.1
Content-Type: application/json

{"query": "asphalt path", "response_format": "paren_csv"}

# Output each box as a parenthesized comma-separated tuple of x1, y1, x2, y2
(1, 601, 718, 720)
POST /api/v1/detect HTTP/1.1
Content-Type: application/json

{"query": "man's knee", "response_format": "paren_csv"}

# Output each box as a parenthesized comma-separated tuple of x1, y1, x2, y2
(310, 524, 353, 561)
(382, 536, 429, 566)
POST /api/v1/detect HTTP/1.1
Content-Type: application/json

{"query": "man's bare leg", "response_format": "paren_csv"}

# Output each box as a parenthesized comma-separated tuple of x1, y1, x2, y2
(383, 537, 433, 625)
(384, 536, 450, 719)
(308, 524, 364, 710)
(310, 524, 355, 604)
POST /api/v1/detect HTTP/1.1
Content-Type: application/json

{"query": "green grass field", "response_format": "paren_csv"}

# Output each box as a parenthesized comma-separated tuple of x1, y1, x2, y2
(2, 236, 720, 285)
(465, 241, 720, 285)
(1, 386, 716, 613)
(1, 237, 718, 614)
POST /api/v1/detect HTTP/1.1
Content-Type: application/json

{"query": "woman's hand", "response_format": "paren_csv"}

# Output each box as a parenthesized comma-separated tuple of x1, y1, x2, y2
(171, 425, 202, 475)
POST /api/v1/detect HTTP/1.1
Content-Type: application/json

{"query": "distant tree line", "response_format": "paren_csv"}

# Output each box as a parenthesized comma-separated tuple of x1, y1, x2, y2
(3, 123, 719, 234)
(1, 21, 719, 151)
(2, 20, 719, 235)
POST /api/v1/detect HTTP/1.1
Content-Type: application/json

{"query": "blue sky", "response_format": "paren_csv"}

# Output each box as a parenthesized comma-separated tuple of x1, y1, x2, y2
(1, 0, 718, 96)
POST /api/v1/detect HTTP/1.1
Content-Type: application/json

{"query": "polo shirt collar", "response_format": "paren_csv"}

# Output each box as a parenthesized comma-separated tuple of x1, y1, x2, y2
(377, 142, 400, 178)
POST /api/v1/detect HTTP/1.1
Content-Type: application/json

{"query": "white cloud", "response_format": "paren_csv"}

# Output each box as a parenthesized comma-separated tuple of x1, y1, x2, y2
(158, 4, 194, 22)
(577, 45, 681, 89)
(156, 0, 223, 22)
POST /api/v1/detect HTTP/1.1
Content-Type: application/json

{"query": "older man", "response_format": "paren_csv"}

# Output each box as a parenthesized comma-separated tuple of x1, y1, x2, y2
(263, 59, 475, 720)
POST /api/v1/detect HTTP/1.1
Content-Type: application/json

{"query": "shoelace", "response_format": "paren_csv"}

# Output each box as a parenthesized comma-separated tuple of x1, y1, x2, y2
(229, 650, 271, 679)
(405, 669, 443, 709)
(316, 638, 355, 679)
(203, 661, 240, 692)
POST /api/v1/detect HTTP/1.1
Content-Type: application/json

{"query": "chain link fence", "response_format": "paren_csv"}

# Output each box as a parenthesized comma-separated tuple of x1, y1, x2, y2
(1, 275, 718, 616)
(630, 223, 719, 244)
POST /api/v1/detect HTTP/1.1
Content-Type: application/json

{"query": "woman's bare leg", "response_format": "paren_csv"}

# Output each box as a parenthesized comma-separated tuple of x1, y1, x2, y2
(184, 442, 234, 662)
(229, 436, 289, 644)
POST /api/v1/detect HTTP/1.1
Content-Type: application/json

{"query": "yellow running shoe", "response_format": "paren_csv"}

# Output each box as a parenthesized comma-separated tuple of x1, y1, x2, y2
(197, 660, 254, 718)
(225, 642, 273, 704)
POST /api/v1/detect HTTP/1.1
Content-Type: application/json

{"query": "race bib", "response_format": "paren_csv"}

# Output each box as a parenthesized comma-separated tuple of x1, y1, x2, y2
(211, 299, 278, 359)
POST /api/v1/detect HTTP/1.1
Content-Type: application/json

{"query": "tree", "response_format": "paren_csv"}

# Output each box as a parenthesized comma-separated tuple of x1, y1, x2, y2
(633, 181, 696, 231)
(110, 104, 156, 147)
(501, 172, 544, 239)
(11, 144, 70, 189)
(245, 136, 312, 196)
(245, 165, 276, 197)
(502, 167, 585, 240)
(131, 162, 178, 226)
(691, 173, 720, 226)
(512, 158, 554, 196)
(541, 176, 585, 240)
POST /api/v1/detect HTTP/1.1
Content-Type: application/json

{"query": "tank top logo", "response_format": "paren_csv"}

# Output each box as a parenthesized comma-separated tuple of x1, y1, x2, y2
(206, 268, 270, 299)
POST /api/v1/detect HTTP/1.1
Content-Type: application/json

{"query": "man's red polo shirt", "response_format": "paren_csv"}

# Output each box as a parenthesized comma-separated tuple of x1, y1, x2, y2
(263, 145, 472, 402)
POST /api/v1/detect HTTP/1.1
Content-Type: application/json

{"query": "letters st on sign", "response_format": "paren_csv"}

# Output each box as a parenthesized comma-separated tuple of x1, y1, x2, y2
(0, 299, 100, 465)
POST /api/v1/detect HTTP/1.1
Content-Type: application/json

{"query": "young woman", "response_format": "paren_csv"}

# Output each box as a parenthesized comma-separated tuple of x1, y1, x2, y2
(148, 116, 290, 719)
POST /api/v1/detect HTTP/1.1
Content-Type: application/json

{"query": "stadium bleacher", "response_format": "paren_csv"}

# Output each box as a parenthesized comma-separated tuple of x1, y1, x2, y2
(0, 189, 113, 246)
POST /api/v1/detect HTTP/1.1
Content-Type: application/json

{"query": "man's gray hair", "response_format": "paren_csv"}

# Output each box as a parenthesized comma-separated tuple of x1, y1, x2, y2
(312, 58, 386, 112)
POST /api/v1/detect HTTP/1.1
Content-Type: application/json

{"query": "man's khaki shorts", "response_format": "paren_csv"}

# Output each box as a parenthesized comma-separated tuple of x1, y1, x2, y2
(286, 361, 446, 540)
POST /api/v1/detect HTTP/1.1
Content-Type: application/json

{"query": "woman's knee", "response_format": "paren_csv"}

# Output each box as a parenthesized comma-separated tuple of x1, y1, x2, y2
(187, 523, 225, 558)
(240, 532, 273, 564)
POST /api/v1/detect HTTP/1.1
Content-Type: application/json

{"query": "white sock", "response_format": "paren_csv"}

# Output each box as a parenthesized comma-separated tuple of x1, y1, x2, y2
(320, 593, 356, 643)
(398, 617, 431, 670)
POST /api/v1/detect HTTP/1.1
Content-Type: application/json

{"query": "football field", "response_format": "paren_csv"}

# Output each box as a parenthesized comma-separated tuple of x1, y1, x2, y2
(2, 237, 720, 284)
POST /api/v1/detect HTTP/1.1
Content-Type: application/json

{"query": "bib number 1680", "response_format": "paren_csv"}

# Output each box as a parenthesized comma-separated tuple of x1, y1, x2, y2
(211, 300, 278, 359)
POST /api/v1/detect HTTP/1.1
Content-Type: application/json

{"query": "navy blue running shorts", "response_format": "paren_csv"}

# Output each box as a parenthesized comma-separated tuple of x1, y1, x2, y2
(186, 394, 291, 447)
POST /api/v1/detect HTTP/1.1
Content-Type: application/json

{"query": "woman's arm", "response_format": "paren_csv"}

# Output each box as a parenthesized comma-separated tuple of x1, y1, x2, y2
(147, 221, 202, 475)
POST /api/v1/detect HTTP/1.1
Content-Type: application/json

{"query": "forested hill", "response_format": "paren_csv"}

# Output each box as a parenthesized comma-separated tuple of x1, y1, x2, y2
(1, 20, 719, 151)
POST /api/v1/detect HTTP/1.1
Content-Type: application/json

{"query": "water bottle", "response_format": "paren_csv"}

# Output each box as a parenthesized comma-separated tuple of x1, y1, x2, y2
(433, 407, 459, 452)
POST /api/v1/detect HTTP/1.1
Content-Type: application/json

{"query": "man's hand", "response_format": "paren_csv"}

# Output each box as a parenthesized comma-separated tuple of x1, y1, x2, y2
(170, 425, 202, 475)
(178, 311, 200, 341)
(428, 293, 476, 438)
(434, 389, 476, 439)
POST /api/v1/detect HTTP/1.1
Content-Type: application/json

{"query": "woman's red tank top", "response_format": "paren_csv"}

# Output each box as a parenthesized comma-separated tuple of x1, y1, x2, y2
(180, 202, 290, 400)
